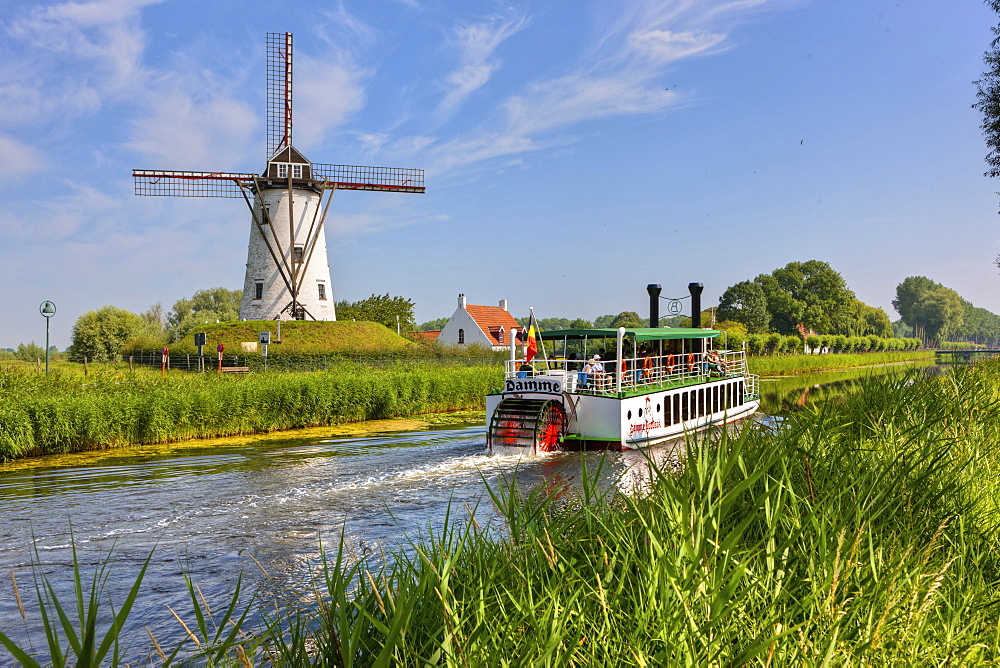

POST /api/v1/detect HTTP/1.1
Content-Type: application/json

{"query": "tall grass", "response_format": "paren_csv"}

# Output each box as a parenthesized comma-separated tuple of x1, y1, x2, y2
(251, 360, 1000, 664)
(0, 364, 501, 461)
(8, 360, 1000, 663)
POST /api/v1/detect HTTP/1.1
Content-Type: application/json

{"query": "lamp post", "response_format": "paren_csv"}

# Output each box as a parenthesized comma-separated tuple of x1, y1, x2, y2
(39, 301, 56, 376)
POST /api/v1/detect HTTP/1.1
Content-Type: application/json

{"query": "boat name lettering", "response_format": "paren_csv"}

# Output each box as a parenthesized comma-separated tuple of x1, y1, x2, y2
(504, 379, 562, 394)
(628, 419, 662, 436)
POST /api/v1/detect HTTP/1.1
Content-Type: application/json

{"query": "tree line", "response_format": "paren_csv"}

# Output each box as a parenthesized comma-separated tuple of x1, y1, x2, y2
(715, 260, 893, 338)
(893, 276, 1000, 347)
(55, 289, 418, 362)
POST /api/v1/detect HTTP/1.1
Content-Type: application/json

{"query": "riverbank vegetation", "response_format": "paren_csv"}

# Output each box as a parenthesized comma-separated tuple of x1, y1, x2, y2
(0, 346, 935, 461)
(0, 364, 502, 461)
(6, 359, 1000, 664)
(747, 350, 933, 376)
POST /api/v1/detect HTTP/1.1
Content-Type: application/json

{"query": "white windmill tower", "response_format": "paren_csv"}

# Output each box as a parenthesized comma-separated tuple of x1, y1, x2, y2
(133, 33, 425, 321)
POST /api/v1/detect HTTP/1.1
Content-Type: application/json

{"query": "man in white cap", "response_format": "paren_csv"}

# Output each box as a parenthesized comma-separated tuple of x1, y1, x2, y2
(583, 355, 606, 389)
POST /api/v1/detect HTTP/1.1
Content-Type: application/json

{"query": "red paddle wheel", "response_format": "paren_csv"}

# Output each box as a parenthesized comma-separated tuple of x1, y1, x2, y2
(488, 399, 567, 453)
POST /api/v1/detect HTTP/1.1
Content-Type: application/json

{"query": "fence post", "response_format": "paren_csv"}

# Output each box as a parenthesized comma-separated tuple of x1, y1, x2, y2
(84, 356, 88, 376)
(129, 356, 134, 372)
(36, 357, 41, 373)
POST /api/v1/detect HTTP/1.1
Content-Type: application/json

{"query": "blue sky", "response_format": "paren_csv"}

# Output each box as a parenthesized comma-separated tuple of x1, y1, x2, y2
(1, 0, 997, 349)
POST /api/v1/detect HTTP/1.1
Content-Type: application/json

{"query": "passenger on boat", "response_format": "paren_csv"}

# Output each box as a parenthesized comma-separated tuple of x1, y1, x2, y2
(583, 355, 606, 388)
(705, 349, 724, 376)
(518, 361, 535, 378)
(566, 352, 581, 372)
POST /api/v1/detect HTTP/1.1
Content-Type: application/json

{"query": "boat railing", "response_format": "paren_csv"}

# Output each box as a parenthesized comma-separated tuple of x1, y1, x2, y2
(504, 350, 751, 396)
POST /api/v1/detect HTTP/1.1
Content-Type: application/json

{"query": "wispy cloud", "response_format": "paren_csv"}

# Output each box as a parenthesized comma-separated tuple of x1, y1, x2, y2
(0, 133, 47, 178)
(0, 184, 121, 243)
(7, 0, 162, 97)
(295, 54, 367, 154)
(126, 64, 258, 169)
(437, 11, 528, 116)
(382, 0, 791, 177)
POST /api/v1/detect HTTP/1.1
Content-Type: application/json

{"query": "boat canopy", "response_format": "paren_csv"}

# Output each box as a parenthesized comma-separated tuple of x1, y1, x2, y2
(538, 327, 719, 342)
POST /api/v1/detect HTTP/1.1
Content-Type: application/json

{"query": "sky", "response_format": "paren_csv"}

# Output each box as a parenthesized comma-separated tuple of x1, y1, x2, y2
(1, 0, 998, 349)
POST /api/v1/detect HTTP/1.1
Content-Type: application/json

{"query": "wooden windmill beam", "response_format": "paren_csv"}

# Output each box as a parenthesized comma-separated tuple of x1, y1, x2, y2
(241, 180, 298, 300)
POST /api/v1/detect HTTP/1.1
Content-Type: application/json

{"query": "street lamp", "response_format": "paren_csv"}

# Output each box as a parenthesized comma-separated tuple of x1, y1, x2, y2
(39, 300, 56, 376)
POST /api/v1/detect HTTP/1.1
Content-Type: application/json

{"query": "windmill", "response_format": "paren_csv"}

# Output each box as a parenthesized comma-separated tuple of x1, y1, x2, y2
(133, 32, 425, 322)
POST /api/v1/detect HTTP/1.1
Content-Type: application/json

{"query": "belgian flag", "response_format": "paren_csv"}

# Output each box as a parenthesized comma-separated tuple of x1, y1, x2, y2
(525, 312, 538, 363)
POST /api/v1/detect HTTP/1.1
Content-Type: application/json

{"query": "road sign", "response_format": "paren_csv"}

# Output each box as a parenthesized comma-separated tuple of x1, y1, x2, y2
(259, 331, 271, 345)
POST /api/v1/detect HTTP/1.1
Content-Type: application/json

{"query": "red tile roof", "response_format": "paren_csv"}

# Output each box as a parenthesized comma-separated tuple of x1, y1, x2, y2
(465, 305, 520, 346)
(413, 330, 441, 342)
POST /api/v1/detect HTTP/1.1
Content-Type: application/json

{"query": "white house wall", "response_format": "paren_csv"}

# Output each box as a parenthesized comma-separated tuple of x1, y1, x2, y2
(437, 306, 494, 348)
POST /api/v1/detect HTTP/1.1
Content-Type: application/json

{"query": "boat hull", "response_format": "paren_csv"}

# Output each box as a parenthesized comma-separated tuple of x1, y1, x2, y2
(487, 375, 758, 452)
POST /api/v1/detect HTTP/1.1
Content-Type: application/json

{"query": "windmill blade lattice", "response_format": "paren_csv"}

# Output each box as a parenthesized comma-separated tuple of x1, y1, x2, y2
(133, 170, 255, 197)
(266, 32, 293, 160)
(310, 163, 425, 193)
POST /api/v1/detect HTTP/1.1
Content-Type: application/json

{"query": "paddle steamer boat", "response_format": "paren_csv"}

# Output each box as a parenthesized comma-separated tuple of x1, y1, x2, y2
(486, 326, 760, 453)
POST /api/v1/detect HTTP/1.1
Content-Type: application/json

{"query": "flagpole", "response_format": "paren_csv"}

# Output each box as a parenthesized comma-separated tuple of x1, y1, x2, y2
(529, 307, 549, 370)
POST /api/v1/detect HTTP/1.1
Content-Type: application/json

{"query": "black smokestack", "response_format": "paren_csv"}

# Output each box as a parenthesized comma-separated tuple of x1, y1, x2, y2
(647, 284, 661, 328)
(688, 282, 704, 328)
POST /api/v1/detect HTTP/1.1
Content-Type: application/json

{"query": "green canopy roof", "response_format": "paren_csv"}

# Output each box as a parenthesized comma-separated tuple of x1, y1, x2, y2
(538, 327, 719, 342)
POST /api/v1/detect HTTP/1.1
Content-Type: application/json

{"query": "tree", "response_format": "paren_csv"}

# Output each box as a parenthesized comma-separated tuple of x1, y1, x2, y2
(14, 342, 45, 361)
(914, 287, 964, 345)
(594, 314, 616, 328)
(336, 294, 416, 333)
(610, 311, 644, 328)
(569, 318, 594, 329)
(891, 276, 940, 327)
(976, 1, 1000, 182)
(419, 317, 449, 331)
(717, 281, 769, 333)
(168, 288, 242, 339)
(892, 277, 966, 346)
(754, 260, 854, 335)
(69, 306, 159, 361)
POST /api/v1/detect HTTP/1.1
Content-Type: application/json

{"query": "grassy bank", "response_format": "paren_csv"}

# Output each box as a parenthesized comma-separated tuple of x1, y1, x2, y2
(747, 349, 934, 376)
(7, 359, 1000, 664)
(257, 360, 1000, 664)
(0, 364, 501, 461)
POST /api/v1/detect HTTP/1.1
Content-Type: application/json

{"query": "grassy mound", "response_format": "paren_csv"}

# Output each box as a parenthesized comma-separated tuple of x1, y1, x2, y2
(174, 320, 414, 355)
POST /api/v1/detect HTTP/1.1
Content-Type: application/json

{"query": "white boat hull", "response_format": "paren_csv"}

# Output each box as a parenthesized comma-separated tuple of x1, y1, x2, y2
(487, 375, 758, 452)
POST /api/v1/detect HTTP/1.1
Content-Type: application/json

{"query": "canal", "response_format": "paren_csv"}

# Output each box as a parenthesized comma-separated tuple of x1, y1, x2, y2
(0, 361, 930, 662)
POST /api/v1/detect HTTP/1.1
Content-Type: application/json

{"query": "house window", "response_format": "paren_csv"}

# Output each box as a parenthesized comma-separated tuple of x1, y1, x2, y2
(277, 163, 288, 178)
(292, 164, 303, 179)
(458, 328, 465, 344)
(497, 328, 505, 344)
(254, 281, 263, 300)
(318, 283, 327, 300)
(293, 246, 304, 264)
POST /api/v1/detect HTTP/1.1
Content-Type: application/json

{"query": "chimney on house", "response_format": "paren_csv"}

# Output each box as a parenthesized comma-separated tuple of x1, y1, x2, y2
(499, 299, 508, 311)
(458, 293, 467, 309)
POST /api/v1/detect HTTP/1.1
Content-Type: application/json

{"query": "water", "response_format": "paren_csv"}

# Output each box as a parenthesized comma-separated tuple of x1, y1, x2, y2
(0, 418, 684, 663)
(0, 363, 928, 662)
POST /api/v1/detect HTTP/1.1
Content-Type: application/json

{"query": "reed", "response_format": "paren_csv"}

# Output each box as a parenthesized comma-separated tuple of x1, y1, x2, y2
(255, 360, 1000, 664)
(0, 365, 502, 461)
